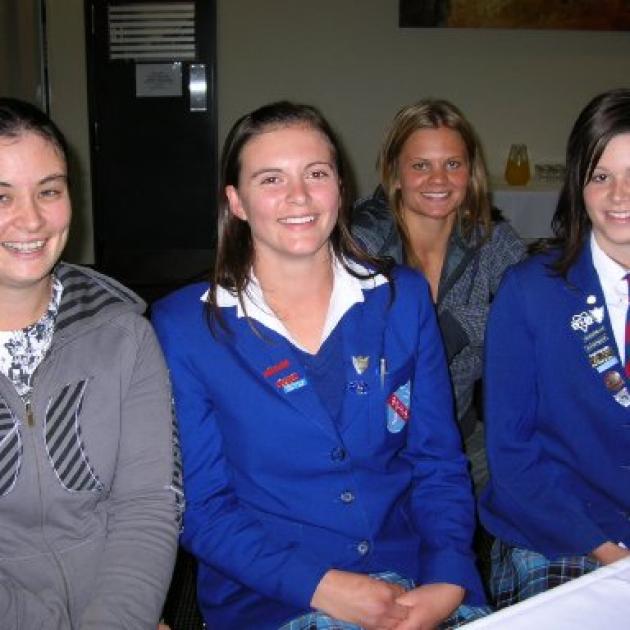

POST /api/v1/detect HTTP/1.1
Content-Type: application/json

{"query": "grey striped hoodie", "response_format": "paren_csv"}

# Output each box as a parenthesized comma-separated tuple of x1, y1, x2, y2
(0, 263, 181, 629)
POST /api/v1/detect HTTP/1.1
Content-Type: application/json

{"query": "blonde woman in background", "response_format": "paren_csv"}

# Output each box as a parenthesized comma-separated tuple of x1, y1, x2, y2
(353, 99, 525, 489)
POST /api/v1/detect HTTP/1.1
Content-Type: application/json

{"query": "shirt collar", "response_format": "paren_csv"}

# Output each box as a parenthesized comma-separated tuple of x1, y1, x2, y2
(203, 257, 388, 351)
(591, 231, 629, 304)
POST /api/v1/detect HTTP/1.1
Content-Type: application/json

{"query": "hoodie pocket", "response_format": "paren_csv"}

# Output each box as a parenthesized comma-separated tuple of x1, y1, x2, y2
(0, 397, 21, 496)
(44, 379, 103, 493)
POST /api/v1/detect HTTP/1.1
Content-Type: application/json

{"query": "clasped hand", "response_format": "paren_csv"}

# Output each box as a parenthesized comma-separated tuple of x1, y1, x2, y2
(311, 569, 464, 630)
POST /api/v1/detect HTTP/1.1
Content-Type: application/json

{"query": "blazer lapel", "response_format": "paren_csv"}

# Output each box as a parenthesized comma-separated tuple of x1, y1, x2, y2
(227, 316, 340, 438)
(567, 243, 630, 406)
(338, 284, 389, 431)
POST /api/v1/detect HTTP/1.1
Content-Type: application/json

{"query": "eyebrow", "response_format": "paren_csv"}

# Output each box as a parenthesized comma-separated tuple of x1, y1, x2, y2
(39, 173, 68, 185)
(0, 173, 67, 187)
(407, 154, 466, 160)
(306, 160, 335, 170)
(249, 161, 335, 178)
(249, 167, 283, 180)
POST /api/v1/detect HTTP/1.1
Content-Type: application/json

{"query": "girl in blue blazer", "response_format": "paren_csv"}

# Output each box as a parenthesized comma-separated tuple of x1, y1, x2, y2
(480, 89, 630, 608)
(153, 101, 487, 629)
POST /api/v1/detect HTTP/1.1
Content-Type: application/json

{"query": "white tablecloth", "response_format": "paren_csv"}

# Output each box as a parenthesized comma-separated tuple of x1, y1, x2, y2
(466, 556, 630, 629)
(491, 178, 561, 240)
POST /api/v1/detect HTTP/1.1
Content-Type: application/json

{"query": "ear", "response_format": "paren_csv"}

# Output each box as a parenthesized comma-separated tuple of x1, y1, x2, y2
(225, 185, 247, 221)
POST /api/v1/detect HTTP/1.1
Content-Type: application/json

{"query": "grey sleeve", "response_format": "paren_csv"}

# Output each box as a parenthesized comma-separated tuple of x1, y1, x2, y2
(487, 220, 528, 295)
(442, 221, 527, 354)
(79, 318, 180, 630)
(351, 191, 404, 261)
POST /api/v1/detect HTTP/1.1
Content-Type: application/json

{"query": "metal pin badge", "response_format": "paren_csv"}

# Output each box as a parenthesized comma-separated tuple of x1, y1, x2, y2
(352, 356, 369, 375)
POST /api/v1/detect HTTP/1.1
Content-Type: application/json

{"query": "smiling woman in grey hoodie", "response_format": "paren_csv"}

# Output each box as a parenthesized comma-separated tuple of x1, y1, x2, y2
(0, 97, 181, 629)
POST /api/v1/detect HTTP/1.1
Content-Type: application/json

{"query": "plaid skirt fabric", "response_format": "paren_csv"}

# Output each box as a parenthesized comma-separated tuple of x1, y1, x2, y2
(279, 571, 491, 629)
(490, 538, 601, 609)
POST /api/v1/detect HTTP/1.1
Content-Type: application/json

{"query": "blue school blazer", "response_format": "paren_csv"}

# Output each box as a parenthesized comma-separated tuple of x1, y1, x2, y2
(152, 265, 483, 629)
(480, 242, 630, 558)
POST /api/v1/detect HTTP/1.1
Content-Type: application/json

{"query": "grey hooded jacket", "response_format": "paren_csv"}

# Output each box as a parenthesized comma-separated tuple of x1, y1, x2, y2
(0, 263, 182, 629)
(352, 187, 527, 438)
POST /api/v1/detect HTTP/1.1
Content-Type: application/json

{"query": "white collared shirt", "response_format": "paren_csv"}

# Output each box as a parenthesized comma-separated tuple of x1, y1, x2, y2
(203, 257, 389, 353)
(591, 232, 630, 363)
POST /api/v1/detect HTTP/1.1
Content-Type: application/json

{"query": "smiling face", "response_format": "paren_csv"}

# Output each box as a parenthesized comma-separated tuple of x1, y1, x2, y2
(225, 124, 341, 269)
(583, 132, 630, 267)
(396, 126, 470, 227)
(0, 131, 70, 297)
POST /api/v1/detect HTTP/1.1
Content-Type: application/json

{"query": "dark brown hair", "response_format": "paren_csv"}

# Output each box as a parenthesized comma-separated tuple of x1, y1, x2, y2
(208, 101, 390, 327)
(551, 88, 630, 275)
(0, 97, 69, 172)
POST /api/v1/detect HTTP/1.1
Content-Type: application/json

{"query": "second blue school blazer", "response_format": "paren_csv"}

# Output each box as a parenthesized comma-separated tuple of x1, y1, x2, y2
(152, 263, 484, 629)
(480, 242, 630, 558)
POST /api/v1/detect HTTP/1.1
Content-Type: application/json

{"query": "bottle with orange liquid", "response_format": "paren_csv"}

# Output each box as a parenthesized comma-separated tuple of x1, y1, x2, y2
(505, 144, 531, 186)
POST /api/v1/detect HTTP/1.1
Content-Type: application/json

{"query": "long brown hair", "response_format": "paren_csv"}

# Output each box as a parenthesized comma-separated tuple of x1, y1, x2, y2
(378, 98, 492, 268)
(208, 101, 391, 328)
(550, 88, 630, 276)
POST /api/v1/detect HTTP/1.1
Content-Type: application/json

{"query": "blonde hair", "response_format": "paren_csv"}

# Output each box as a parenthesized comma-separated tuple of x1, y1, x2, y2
(378, 98, 492, 268)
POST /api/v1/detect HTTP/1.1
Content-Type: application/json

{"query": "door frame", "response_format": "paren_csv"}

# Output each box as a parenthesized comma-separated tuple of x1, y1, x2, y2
(83, 0, 218, 288)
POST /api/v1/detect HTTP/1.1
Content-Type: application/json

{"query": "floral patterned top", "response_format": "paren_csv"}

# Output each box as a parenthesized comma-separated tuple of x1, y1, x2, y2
(0, 276, 63, 399)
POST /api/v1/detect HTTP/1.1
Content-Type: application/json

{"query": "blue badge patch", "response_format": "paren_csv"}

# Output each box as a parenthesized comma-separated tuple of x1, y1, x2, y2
(283, 377, 307, 393)
(387, 380, 410, 433)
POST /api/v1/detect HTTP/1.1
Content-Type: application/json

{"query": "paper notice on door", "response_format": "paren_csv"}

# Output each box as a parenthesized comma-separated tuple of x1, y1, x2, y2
(135, 63, 182, 97)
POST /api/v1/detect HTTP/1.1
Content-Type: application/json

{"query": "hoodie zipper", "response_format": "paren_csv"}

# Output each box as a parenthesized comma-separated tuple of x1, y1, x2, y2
(20, 368, 73, 617)
(25, 399, 35, 427)
(22, 342, 52, 427)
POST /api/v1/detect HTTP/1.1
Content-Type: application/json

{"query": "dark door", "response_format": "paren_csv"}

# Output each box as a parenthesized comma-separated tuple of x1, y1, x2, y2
(85, 0, 217, 296)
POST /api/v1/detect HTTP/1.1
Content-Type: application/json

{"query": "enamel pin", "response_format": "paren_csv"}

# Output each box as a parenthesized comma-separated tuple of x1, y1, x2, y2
(589, 346, 619, 373)
(604, 371, 624, 392)
(614, 388, 630, 407)
(571, 311, 595, 333)
(348, 381, 369, 395)
(589, 306, 605, 324)
(352, 355, 369, 375)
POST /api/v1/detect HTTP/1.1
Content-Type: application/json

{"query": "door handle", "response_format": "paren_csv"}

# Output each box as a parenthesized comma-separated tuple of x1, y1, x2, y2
(189, 64, 206, 112)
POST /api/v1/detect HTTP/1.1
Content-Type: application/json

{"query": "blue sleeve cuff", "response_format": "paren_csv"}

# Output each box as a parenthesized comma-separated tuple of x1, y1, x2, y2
(418, 549, 486, 606)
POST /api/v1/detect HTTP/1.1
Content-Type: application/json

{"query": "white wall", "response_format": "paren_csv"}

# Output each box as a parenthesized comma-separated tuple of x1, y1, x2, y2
(0, 0, 44, 105)
(217, 0, 630, 195)
(6, 0, 629, 264)
(0, 0, 93, 263)
(46, 0, 94, 262)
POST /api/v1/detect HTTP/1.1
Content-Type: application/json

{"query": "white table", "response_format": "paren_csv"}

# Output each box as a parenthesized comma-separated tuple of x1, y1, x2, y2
(490, 177, 561, 240)
(466, 556, 630, 629)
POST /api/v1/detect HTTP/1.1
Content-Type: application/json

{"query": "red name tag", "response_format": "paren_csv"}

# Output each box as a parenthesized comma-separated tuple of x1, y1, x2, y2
(387, 393, 409, 421)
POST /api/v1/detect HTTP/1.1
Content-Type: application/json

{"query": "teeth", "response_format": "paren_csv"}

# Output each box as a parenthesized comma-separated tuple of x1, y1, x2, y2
(2, 240, 45, 252)
(422, 192, 449, 199)
(610, 211, 630, 219)
(279, 215, 315, 224)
